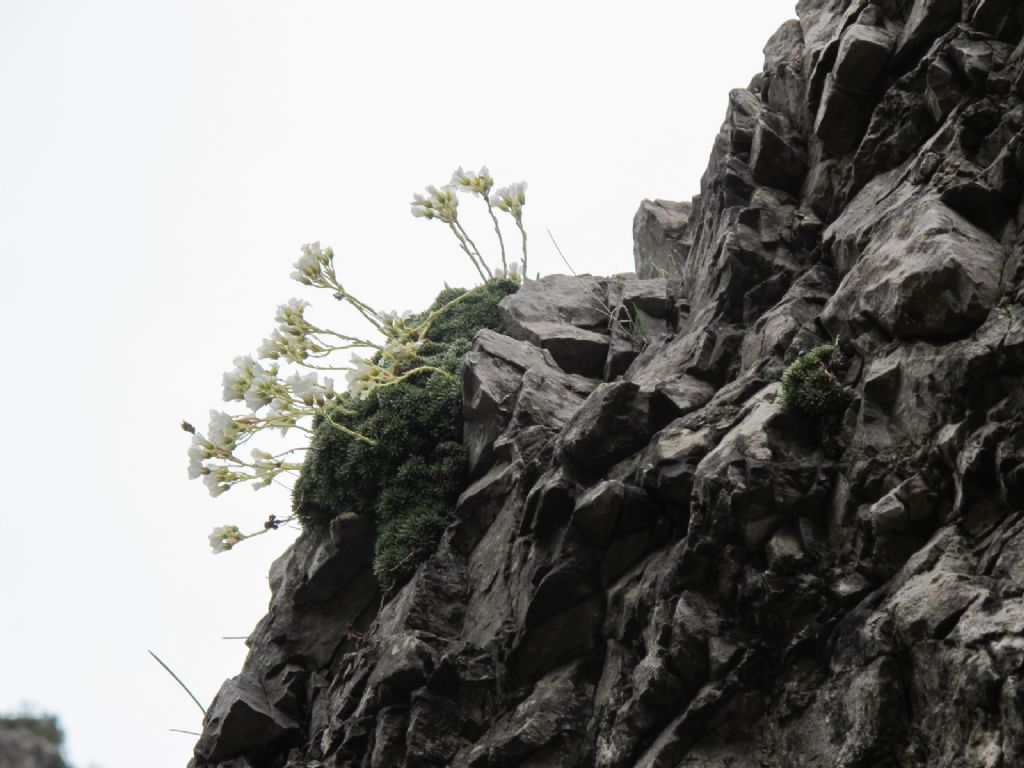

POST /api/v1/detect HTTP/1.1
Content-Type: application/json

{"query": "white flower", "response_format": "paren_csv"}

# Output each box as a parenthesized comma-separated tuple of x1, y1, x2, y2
(203, 469, 230, 498)
(379, 309, 413, 329)
(287, 371, 329, 406)
(208, 524, 243, 553)
(222, 356, 266, 402)
(345, 354, 375, 398)
(410, 194, 434, 219)
(493, 182, 527, 216)
(250, 448, 276, 488)
(451, 165, 493, 196)
(260, 329, 311, 363)
(291, 242, 326, 284)
(244, 371, 279, 412)
(382, 338, 417, 366)
(207, 410, 240, 451)
(275, 298, 310, 329)
(187, 435, 212, 479)
(411, 185, 458, 223)
(257, 331, 283, 360)
(267, 396, 291, 418)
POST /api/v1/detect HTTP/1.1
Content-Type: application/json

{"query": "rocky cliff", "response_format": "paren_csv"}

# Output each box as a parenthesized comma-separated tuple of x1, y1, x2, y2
(0, 716, 73, 768)
(189, 1, 1024, 766)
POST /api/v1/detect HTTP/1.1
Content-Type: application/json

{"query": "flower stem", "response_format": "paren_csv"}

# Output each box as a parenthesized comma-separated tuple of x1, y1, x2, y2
(484, 196, 508, 276)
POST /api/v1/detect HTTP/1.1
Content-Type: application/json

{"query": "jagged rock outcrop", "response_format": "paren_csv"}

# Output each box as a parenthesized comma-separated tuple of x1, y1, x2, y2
(190, 1, 1024, 766)
(0, 716, 73, 768)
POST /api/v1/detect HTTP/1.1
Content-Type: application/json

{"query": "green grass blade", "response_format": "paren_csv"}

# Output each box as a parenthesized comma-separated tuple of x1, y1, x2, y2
(148, 649, 207, 716)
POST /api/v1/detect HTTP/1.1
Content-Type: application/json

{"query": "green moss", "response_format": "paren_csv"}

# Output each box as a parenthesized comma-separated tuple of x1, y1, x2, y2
(292, 279, 517, 592)
(420, 277, 518, 344)
(779, 344, 849, 417)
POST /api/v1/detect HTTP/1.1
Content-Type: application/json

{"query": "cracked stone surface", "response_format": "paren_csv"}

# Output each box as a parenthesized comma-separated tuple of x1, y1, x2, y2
(188, 2, 1024, 766)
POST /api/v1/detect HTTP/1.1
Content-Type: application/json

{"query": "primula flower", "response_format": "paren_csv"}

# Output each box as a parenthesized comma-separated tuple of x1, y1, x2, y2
(209, 524, 244, 553)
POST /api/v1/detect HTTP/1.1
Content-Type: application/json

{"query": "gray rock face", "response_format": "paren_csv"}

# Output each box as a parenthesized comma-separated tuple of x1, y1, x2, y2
(0, 716, 72, 768)
(633, 200, 691, 280)
(190, 4, 1024, 767)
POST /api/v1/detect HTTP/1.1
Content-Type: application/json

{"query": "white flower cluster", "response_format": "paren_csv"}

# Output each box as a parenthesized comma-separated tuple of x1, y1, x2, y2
(250, 448, 278, 488)
(493, 182, 527, 217)
(345, 354, 375, 399)
(187, 413, 246, 495)
(411, 185, 459, 223)
(187, 434, 212, 479)
(222, 356, 284, 412)
(275, 298, 311, 332)
(258, 299, 324, 363)
(290, 241, 333, 286)
(203, 465, 245, 497)
(209, 524, 244, 553)
(379, 309, 412, 328)
(207, 409, 241, 451)
(451, 165, 494, 197)
(287, 370, 334, 406)
(410, 167, 528, 284)
(258, 329, 310, 363)
(342, 335, 420, 400)
(188, 166, 531, 543)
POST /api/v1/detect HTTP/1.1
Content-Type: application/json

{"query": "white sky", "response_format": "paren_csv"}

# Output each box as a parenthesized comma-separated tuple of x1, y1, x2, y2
(0, 2, 795, 766)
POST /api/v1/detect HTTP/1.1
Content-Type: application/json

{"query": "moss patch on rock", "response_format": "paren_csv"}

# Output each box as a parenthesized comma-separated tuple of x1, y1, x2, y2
(293, 278, 517, 591)
(779, 344, 849, 417)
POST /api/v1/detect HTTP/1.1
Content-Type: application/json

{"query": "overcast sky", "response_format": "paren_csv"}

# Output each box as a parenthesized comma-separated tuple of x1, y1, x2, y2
(0, 2, 795, 766)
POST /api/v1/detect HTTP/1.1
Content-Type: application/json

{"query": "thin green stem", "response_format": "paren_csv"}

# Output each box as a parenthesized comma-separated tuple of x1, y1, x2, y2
(307, 326, 380, 348)
(412, 287, 477, 339)
(546, 228, 575, 275)
(372, 364, 453, 392)
(454, 219, 492, 279)
(484, 196, 508, 276)
(148, 650, 206, 717)
(318, 407, 378, 446)
(516, 217, 528, 280)
(447, 222, 490, 283)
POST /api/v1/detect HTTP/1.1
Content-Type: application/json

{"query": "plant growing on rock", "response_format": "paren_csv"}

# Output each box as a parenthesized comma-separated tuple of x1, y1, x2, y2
(184, 166, 526, 590)
(779, 343, 849, 417)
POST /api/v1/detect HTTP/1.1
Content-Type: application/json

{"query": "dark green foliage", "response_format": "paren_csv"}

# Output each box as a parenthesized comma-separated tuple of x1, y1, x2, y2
(779, 344, 849, 417)
(420, 277, 518, 344)
(293, 279, 517, 592)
